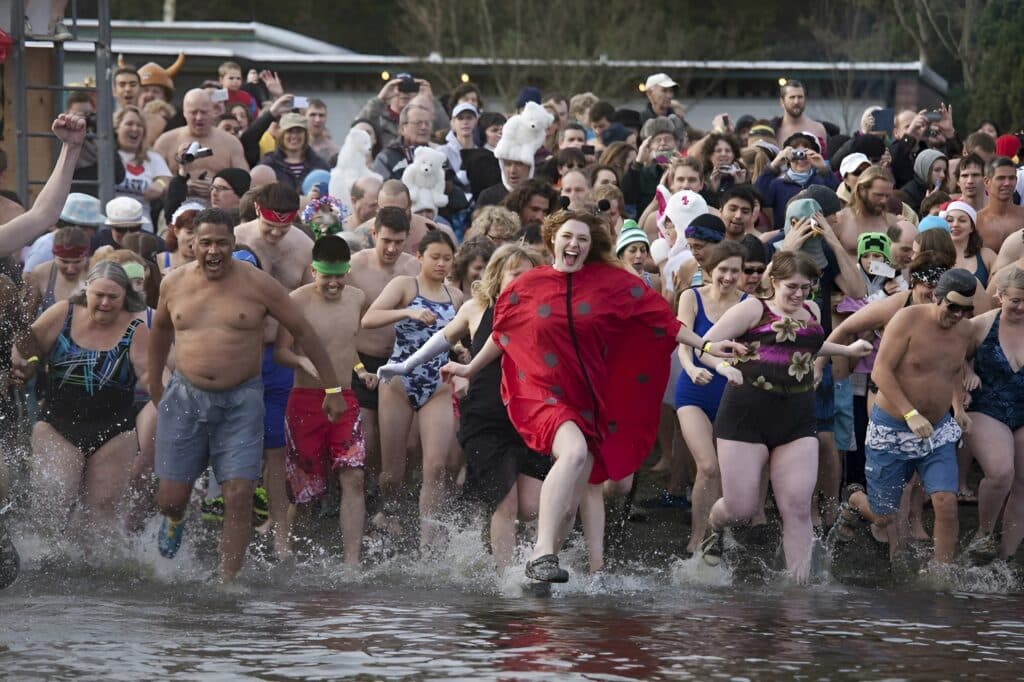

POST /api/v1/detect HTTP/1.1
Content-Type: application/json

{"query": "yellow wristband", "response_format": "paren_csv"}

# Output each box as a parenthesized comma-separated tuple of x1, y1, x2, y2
(26, 356, 39, 364)
(718, 361, 731, 370)
(324, 386, 343, 395)
(903, 409, 919, 422)
(354, 363, 366, 373)
(701, 341, 712, 354)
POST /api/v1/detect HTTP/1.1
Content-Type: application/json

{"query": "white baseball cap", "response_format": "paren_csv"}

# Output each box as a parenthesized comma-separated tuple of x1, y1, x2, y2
(451, 102, 480, 119)
(644, 73, 678, 90)
(839, 152, 871, 177)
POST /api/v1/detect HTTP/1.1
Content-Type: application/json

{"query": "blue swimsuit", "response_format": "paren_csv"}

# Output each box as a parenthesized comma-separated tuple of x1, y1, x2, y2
(970, 312, 1024, 430)
(674, 288, 746, 420)
(389, 280, 457, 410)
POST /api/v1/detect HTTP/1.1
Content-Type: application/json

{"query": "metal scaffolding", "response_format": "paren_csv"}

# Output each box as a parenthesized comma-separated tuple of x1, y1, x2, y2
(8, 0, 114, 205)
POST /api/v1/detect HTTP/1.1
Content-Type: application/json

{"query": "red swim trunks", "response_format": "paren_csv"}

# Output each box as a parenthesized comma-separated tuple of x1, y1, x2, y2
(285, 387, 365, 504)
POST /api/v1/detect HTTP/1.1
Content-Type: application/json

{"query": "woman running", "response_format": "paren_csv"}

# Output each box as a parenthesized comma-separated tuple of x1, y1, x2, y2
(698, 251, 871, 582)
(362, 230, 463, 551)
(443, 210, 742, 583)
(14, 261, 149, 534)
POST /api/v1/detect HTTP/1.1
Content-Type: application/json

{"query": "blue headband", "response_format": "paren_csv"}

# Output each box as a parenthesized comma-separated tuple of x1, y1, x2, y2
(684, 225, 725, 243)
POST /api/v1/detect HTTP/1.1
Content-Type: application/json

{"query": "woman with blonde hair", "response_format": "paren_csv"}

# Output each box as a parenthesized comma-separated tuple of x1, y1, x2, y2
(378, 244, 547, 573)
(114, 105, 171, 228)
(466, 205, 522, 245)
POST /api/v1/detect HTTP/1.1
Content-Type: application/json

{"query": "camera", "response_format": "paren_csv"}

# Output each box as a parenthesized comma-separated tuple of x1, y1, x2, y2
(718, 165, 737, 174)
(925, 110, 942, 123)
(292, 96, 309, 109)
(181, 141, 214, 164)
(791, 149, 807, 161)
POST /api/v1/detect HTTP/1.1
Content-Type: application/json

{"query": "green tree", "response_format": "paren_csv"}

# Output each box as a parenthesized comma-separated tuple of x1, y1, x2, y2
(969, 0, 1024, 132)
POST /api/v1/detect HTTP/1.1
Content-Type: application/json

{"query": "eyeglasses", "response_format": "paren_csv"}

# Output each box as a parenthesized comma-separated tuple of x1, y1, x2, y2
(111, 225, 142, 233)
(743, 266, 766, 275)
(946, 303, 974, 315)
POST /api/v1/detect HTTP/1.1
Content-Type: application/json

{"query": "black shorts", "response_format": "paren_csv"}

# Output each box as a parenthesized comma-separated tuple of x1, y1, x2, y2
(351, 353, 389, 410)
(461, 429, 552, 511)
(714, 383, 817, 451)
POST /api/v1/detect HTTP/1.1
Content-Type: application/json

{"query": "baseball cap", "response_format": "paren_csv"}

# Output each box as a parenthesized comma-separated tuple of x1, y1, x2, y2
(644, 73, 677, 90)
(279, 113, 308, 131)
(839, 153, 871, 177)
(451, 102, 480, 119)
(783, 131, 821, 154)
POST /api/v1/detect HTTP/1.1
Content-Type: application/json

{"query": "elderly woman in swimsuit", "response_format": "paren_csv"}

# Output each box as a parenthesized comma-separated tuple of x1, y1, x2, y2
(13, 261, 149, 535)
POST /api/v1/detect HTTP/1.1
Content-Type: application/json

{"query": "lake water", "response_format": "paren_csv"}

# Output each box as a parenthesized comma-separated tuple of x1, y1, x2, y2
(2, 521, 1023, 680)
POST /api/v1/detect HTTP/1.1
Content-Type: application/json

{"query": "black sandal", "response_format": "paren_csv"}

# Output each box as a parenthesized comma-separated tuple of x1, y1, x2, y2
(525, 554, 569, 583)
(830, 484, 868, 543)
(698, 525, 724, 567)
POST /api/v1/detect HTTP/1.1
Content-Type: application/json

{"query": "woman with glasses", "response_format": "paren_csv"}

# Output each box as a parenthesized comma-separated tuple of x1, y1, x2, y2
(467, 205, 522, 246)
(697, 251, 871, 582)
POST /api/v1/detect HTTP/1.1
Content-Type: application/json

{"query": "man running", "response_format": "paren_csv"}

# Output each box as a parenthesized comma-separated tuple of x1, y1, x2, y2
(346, 207, 419, 480)
(234, 182, 314, 557)
(274, 235, 367, 565)
(834, 268, 975, 565)
(150, 208, 345, 583)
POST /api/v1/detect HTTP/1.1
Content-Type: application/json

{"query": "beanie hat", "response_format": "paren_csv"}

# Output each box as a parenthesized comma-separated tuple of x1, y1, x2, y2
(214, 168, 252, 197)
(136, 52, 185, 98)
(944, 200, 977, 226)
(850, 133, 886, 161)
(857, 232, 891, 262)
(801, 185, 842, 217)
(918, 215, 950, 232)
(600, 123, 632, 146)
(784, 198, 822, 230)
(913, 149, 947, 185)
(684, 213, 726, 243)
(515, 86, 542, 110)
(641, 116, 682, 143)
(996, 135, 1021, 160)
(615, 220, 649, 256)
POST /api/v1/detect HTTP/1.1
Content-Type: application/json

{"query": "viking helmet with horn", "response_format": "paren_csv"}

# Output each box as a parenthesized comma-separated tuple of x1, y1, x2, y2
(134, 53, 185, 100)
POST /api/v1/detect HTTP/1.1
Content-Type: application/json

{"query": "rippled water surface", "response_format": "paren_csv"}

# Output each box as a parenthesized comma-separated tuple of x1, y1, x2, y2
(3, 529, 1023, 680)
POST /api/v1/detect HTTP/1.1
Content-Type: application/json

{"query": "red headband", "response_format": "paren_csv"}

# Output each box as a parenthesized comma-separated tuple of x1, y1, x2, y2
(257, 205, 298, 225)
(52, 244, 88, 259)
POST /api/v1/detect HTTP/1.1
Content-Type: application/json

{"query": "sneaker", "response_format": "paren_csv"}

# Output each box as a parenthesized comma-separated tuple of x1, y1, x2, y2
(201, 496, 224, 523)
(48, 20, 72, 40)
(698, 526, 724, 567)
(158, 515, 187, 558)
(525, 554, 569, 583)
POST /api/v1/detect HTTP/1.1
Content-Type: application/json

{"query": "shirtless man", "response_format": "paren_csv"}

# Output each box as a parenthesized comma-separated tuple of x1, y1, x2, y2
(0, 114, 86, 258)
(954, 153, 988, 217)
(837, 268, 975, 565)
(775, 80, 827, 151)
(24, 227, 89, 315)
(234, 182, 313, 557)
(274, 235, 367, 565)
(347, 207, 419, 479)
(154, 89, 249, 201)
(981, 159, 1024, 264)
(352, 179, 456, 252)
(150, 208, 345, 583)
(345, 176, 382, 232)
(835, 166, 899, 256)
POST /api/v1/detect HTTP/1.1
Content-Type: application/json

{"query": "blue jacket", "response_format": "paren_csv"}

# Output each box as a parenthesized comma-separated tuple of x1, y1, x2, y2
(756, 168, 839, 229)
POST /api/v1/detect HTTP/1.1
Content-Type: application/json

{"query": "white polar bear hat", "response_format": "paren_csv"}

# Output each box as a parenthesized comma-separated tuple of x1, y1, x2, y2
(493, 101, 554, 187)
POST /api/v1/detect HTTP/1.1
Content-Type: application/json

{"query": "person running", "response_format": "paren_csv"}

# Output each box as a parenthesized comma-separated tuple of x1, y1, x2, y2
(362, 230, 463, 552)
(443, 210, 742, 583)
(675, 240, 748, 556)
(346, 207, 420, 491)
(378, 244, 547, 573)
(946, 200, 996, 288)
(615, 219, 661, 291)
(834, 268, 976, 566)
(24, 226, 90, 316)
(697, 251, 872, 582)
(149, 208, 345, 583)
(274, 235, 368, 566)
(13, 261, 149, 536)
(963, 265, 1024, 564)
(158, 202, 204, 273)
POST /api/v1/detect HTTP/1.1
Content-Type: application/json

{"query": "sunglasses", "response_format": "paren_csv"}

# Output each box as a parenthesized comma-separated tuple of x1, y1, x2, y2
(744, 266, 766, 275)
(111, 225, 142, 233)
(946, 303, 973, 315)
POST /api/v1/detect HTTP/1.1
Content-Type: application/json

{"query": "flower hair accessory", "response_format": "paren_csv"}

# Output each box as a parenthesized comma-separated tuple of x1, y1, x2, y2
(301, 195, 350, 240)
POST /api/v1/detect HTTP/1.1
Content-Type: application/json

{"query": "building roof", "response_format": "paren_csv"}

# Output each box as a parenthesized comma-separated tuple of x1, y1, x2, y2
(54, 20, 947, 94)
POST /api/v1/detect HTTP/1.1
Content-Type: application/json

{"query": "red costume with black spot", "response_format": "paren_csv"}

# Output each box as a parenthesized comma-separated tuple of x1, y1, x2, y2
(492, 261, 683, 483)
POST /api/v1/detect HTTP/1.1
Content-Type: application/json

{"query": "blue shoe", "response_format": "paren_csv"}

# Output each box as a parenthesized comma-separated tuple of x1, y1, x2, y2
(158, 515, 187, 558)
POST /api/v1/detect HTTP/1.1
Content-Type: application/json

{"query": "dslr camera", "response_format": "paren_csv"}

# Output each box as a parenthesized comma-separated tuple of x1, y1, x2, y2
(181, 141, 214, 164)
(791, 149, 807, 161)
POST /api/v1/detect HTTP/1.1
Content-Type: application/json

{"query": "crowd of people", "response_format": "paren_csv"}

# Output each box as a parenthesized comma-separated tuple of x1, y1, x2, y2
(2, 59, 1024, 589)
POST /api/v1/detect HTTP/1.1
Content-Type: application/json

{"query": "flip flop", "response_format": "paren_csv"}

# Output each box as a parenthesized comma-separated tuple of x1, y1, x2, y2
(525, 554, 569, 583)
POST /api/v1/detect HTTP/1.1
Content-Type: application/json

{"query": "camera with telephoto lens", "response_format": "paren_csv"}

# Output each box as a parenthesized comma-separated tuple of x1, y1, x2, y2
(791, 149, 807, 161)
(181, 141, 214, 164)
